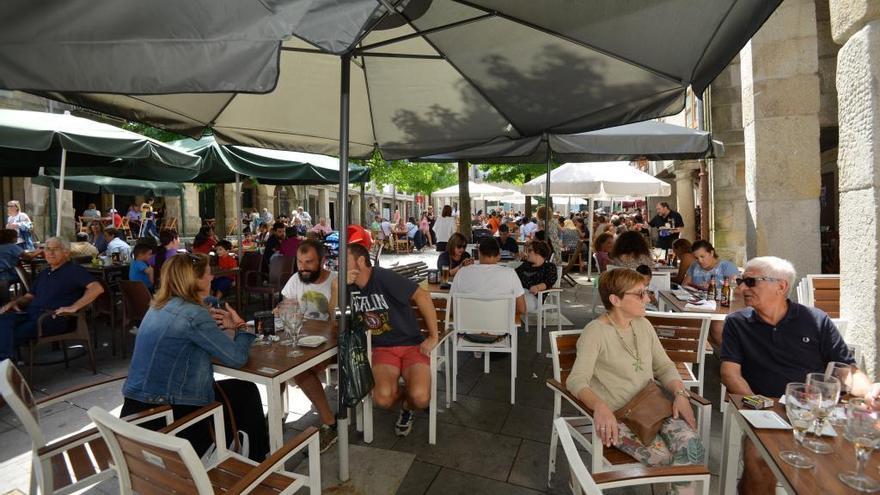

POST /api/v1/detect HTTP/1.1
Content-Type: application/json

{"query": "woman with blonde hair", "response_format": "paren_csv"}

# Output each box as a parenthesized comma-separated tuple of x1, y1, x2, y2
(120, 253, 269, 460)
(567, 269, 703, 492)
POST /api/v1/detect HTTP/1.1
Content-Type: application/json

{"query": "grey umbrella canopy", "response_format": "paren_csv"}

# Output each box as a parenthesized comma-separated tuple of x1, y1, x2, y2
(7, 1, 781, 160)
(415, 120, 725, 164)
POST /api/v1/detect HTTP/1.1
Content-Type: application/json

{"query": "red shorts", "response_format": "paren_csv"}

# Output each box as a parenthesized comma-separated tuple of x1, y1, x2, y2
(372, 345, 429, 370)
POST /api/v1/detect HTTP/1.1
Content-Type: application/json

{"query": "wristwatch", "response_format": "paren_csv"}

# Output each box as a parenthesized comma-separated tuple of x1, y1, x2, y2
(675, 389, 691, 399)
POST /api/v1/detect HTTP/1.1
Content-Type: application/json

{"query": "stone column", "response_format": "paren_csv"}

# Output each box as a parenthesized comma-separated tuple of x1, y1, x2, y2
(740, 0, 822, 277)
(832, 0, 880, 376)
(181, 184, 200, 236)
(673, 165, 697, 242)
(318, 187, 330, 224)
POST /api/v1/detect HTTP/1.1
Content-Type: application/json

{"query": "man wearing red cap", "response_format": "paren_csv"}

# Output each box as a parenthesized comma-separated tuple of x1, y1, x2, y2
(344, 228, 438, 437)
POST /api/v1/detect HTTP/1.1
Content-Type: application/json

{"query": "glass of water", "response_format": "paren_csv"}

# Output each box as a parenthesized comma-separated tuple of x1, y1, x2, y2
(803, 372, 841, 454)
(780, 382, 819, 469)
(839, 398, 880, 492)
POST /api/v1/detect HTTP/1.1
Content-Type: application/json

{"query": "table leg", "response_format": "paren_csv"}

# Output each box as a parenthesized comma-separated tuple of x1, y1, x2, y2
(719, 401, 742, 495)
(266, 379, 284, 453)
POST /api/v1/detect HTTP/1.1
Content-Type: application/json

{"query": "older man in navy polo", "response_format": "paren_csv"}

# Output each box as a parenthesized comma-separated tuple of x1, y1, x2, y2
(0, 237, 103, 361)
(720, 256, 879, 494)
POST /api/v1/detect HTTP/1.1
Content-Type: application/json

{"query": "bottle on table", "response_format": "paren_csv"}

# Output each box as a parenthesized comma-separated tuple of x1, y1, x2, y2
(720, 278, 731, 307)
(707, 275, 716, 301)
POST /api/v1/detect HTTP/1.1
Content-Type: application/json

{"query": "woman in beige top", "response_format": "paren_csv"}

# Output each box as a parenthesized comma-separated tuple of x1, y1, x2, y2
(566, 268, 704, 475)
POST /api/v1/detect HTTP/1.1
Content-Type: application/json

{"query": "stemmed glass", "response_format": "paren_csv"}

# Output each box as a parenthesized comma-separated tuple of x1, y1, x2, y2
(277, 299, 304, 357)
(826, 362, 854, 427)
(780, 382, 819, 469)
(803, 372, 841, 454)
(839, 398, 880, 492)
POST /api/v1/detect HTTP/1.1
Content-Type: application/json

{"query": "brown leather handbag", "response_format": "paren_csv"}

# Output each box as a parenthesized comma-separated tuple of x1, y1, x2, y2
(614, 382, 673, 445)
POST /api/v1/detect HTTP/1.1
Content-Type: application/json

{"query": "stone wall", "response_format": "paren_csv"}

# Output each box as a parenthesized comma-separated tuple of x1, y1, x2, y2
(710, 58, 748, 266)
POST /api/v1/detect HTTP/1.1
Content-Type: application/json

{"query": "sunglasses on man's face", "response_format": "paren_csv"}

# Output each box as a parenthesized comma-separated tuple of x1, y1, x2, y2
(735, 276, 779, 288)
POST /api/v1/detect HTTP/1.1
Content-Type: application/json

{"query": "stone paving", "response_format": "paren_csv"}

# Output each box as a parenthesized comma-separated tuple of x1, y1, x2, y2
(0, 250, 728, 494)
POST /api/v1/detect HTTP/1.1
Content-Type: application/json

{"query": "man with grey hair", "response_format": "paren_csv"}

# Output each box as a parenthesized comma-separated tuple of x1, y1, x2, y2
(0, 236, 103, 361)
(720, 255, 879, 493)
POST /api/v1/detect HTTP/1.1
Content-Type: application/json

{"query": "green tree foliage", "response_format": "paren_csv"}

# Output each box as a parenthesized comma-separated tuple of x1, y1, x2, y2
(478, 163, 549, 185)
(359, 151, 456, 195)
(122, 121, 188, 143)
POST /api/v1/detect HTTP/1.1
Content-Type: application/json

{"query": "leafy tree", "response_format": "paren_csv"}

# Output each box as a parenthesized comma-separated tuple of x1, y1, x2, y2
(122, 121, 188, 143)
(359, 150, 456, 195)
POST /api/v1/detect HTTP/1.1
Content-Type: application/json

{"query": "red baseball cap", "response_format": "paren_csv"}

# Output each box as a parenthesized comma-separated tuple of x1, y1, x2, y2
(347, 224, 373, 250)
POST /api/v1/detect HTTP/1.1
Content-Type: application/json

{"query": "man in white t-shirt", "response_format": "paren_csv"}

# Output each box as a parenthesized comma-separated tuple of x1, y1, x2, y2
(278, 239, 339, 451)
(519, 217, 538, 241)
(451, 238, 526, 341)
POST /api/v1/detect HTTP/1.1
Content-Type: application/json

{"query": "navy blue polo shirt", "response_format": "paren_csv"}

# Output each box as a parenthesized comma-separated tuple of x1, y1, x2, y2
(27, 261, 97, 319)
(720, 300, 853, 398)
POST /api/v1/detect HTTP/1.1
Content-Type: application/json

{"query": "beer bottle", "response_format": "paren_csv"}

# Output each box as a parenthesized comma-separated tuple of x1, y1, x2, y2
(707, 275, 716, 301)
(720, 277, 731, 307)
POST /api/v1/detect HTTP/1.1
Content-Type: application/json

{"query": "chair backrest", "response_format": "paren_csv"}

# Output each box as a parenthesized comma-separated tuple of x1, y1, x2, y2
(549, 329, 582, 386)
(606, 264, 623, 271)
(88, 406, 215, 494)
(268, 255, 295, 287)
(644, 311, 710, 366)
(412, 296, 449, 334)
(120, 280, 152, 327)
(806, 274, 840, 317)
(650, 271, 671, 291)
(370, 243, 383, 266)
(553, 265, 563, 289)
(553, 417, 604, 495)
(14, 265, 30, 292)
(239, 251, 262, 273)
(0, 359, 44, 448)
(94, 279, 115, 316)
(452, 293, 516, 335)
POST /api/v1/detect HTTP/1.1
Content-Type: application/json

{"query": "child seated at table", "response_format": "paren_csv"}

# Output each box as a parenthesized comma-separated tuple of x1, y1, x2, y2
(128, 244, 155, 292)
(636, 264, 659, 310)
(211, 240, 237, 299)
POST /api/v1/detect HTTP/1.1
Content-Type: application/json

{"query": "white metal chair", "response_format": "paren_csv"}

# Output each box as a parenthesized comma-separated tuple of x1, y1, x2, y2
(0, 359, 173, 494)
(357, 293, 453, 444)
(649, 271, 671, 291)
(554, 417, 711, 495)
(531, 265, 565, 354)
(88, 403, 321, 494)
(452, 293, 518, 404)
(546, 330, 713, 481)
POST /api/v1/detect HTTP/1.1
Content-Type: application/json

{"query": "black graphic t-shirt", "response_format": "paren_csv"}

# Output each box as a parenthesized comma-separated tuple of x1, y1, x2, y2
(350, 267, 422, 347)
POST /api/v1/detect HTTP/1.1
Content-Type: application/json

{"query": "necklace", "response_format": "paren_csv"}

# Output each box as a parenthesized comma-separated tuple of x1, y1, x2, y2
(605, 315, 643, 372)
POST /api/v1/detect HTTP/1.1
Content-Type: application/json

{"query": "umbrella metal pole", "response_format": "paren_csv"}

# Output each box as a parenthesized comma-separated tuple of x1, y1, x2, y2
(235, 173, 242, 261)
(544, 154, 551, 229)
(55, 148, 67, 236)
(336, 53, 351, 484)
(587, 198, 594, 280)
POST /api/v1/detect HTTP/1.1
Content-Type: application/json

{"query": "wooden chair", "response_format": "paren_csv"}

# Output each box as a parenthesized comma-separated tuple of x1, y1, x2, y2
(0, 360, 173, 495)
(805, 274, 840, 317)
(245, 255, 294, 309)
(644, 311, 711, 397)
(226, 218, 238, 237)
(120, 216, 133, 239)
(452, 293, 518, 404)
(27, 309, 97, 382)
(237, 251, 262, 305)
(394, 233, 411, 253)
(88, 402, 321, 494)
(546, 330, 712, 482)
(553, 417, 710, 495)
(358, 295, 453, 444)
(120, 280, 153, 357)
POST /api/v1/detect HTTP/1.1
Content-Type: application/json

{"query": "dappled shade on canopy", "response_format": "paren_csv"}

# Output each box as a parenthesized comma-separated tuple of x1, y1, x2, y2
(521, 162, 672, 198)
(7, 1, 778, 160)
(0, 109, 201, 181)
(173, 135, 370, 185)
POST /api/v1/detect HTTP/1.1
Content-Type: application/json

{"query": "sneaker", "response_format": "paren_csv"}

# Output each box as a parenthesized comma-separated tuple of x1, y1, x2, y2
(319, 424, 338, 453)
(395, 408, 414, 437)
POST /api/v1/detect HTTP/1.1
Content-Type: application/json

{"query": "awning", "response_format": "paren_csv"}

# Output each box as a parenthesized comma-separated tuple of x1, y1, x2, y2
(32, 175, 182, 197)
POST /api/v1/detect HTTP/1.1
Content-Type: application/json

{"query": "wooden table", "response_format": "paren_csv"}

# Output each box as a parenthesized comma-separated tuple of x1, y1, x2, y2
(420, 280, 450, 294)
(657, 289, 745, 321)
(213, 319, 338, 453)
(720, 394, 879, 494)
(211, 266, 242, 312)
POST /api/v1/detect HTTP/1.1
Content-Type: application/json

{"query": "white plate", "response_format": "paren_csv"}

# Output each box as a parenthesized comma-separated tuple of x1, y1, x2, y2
(298, 335, 327, 348)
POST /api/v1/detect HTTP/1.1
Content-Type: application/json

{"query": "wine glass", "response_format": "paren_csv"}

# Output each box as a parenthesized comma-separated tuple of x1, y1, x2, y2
(827, 362, 854, 426)
(839, 398, 880, 492)
(803, 372, 841, 454)
(780, 382, 819, 469)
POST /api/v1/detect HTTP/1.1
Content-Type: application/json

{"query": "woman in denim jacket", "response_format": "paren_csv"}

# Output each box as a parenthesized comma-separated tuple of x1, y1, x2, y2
(121, 253, 268, 459)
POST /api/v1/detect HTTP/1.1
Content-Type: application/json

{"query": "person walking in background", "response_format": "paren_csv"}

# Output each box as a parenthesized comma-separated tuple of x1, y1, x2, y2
(432, 205, 456, 252)
(6, 200, 34, 250)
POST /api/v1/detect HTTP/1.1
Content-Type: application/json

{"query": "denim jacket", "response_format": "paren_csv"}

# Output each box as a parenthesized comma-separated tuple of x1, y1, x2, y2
(123, 297, 256, 406)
